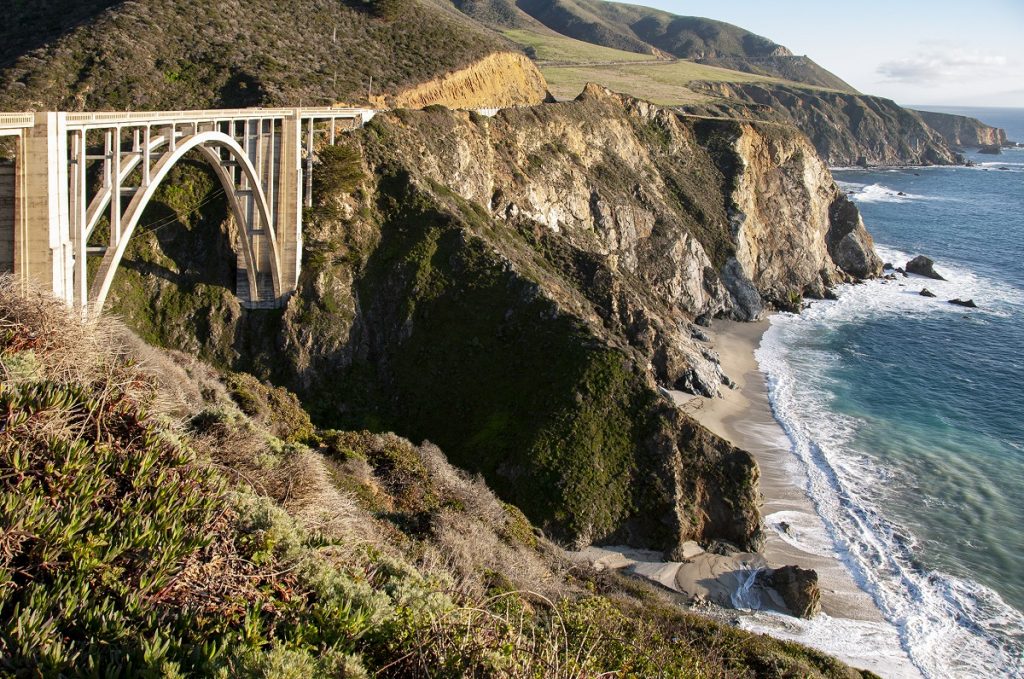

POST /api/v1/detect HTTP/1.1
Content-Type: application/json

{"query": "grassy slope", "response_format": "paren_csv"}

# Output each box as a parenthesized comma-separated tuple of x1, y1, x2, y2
(503, 27, 658, 63)
(503, 27, 825, 105)
(505, 0, 857, 92)
(0, 283, 875, 678)
(0, 0, 512, 110)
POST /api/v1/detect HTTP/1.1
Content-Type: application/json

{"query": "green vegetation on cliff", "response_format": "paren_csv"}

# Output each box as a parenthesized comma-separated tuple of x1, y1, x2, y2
(0, 282, 874, 678)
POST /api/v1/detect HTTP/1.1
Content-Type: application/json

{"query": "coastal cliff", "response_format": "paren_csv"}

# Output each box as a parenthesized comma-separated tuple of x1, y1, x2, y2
(102, 86, 879, 559)
(683, 81, 963, 166)
(913, 109, 1008, 148)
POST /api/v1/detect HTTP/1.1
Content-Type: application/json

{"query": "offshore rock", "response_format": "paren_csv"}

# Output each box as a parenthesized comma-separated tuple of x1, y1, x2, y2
(906, 255, 946, 280)
(949, 298, 978, 308)
(920, 288, 937, 298)
(827, 195, 883, 279)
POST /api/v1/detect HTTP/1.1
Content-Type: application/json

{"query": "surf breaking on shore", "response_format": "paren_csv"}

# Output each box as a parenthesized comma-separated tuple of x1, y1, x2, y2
(754, 257, 1024, 679)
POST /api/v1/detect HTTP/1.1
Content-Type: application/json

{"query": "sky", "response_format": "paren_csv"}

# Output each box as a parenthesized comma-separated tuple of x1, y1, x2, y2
(634, 0, 1024, 107)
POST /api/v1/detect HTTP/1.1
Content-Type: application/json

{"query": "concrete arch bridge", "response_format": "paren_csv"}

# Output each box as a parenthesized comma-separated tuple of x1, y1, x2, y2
(0, 107, 375, 314)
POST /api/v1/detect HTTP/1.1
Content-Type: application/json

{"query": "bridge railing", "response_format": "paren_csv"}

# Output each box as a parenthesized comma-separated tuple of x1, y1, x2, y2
(61, 107, 373, 130)
(0, 113, 34, 134)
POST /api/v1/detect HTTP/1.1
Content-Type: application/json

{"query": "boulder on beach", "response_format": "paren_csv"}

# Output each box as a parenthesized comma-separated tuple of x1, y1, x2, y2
(920, 288, 937, 298)
(906, 255, 946, 280)
(760, 565, 822, 618)
(948, 298, 978, 308)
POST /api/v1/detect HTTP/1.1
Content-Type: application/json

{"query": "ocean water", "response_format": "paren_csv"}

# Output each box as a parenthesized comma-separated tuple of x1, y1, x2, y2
(754, 109, 1024, 678)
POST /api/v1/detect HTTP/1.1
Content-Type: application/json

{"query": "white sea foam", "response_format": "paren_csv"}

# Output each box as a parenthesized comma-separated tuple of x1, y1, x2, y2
(765, 510, 836, 558)
(874, 244, 1024, 312)
(838, 181, 942, 203)
(740, 611, 922, 678)
(755, 266, 1024, 678)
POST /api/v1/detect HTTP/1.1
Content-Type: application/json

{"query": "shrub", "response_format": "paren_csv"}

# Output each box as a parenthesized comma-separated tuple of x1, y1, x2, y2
(313, 143, 366, 198)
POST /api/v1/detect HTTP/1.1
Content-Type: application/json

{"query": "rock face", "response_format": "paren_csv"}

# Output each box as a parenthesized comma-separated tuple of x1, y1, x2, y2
(760, 565, 822, 618)
(914, 109, 1007, 148)
(103, 87, 882, 559)
(906, 255, 946, 280)
(372, 52, 549, 110)
(682, 82, 963, 166)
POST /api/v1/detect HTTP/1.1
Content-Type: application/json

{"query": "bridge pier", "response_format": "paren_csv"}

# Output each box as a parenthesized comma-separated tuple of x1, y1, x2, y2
(20, 113, 73, 303)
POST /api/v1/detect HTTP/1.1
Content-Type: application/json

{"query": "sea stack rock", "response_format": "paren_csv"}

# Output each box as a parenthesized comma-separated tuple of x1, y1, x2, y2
(760, 565, 822, 618)
(920, 288, 937, 298)
(978, 144, 1002, 155)
(906, 255, 946, 280)
(948, 298, 978, 308)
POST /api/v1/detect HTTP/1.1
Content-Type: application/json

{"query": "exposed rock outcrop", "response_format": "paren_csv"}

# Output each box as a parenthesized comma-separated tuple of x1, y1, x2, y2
(682, 82, 963, 166)
(760, 565, 822, 618)
(372, 52, 549, 110)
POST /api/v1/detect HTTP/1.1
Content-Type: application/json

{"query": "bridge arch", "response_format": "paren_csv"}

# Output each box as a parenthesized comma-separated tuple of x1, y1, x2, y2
(89, 130, 283, 311)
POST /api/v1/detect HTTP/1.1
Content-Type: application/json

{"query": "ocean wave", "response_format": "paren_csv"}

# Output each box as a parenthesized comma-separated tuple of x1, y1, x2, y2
(756, 289, 1024, 678)
(841, 182, 940, 204)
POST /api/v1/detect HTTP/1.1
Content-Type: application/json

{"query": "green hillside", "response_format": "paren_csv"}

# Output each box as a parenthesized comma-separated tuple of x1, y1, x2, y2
(452, 0, 858, 92)
(503, 27, 837, 104)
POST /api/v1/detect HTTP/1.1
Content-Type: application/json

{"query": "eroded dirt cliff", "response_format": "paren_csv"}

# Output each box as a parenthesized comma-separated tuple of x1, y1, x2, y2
(371, 51, 549, 110)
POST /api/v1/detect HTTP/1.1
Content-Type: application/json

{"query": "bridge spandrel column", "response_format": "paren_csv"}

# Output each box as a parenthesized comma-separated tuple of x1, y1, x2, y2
(18, 113, 72, 302)
(0, 160, 15, 273)
(275, 112, 302, 295)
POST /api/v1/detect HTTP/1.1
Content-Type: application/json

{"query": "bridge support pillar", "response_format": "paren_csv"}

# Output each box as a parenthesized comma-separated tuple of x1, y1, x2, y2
(17, 113, 72, 303)
(276, 112, 303, 292)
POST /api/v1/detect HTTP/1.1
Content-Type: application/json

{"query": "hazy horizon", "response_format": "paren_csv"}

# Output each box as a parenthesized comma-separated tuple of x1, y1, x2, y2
(631, 0, 1024, 107)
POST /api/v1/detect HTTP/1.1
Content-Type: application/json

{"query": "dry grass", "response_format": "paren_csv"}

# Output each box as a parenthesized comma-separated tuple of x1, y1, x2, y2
(541, 60, 792, 104)
(0, 276, 117, 385)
